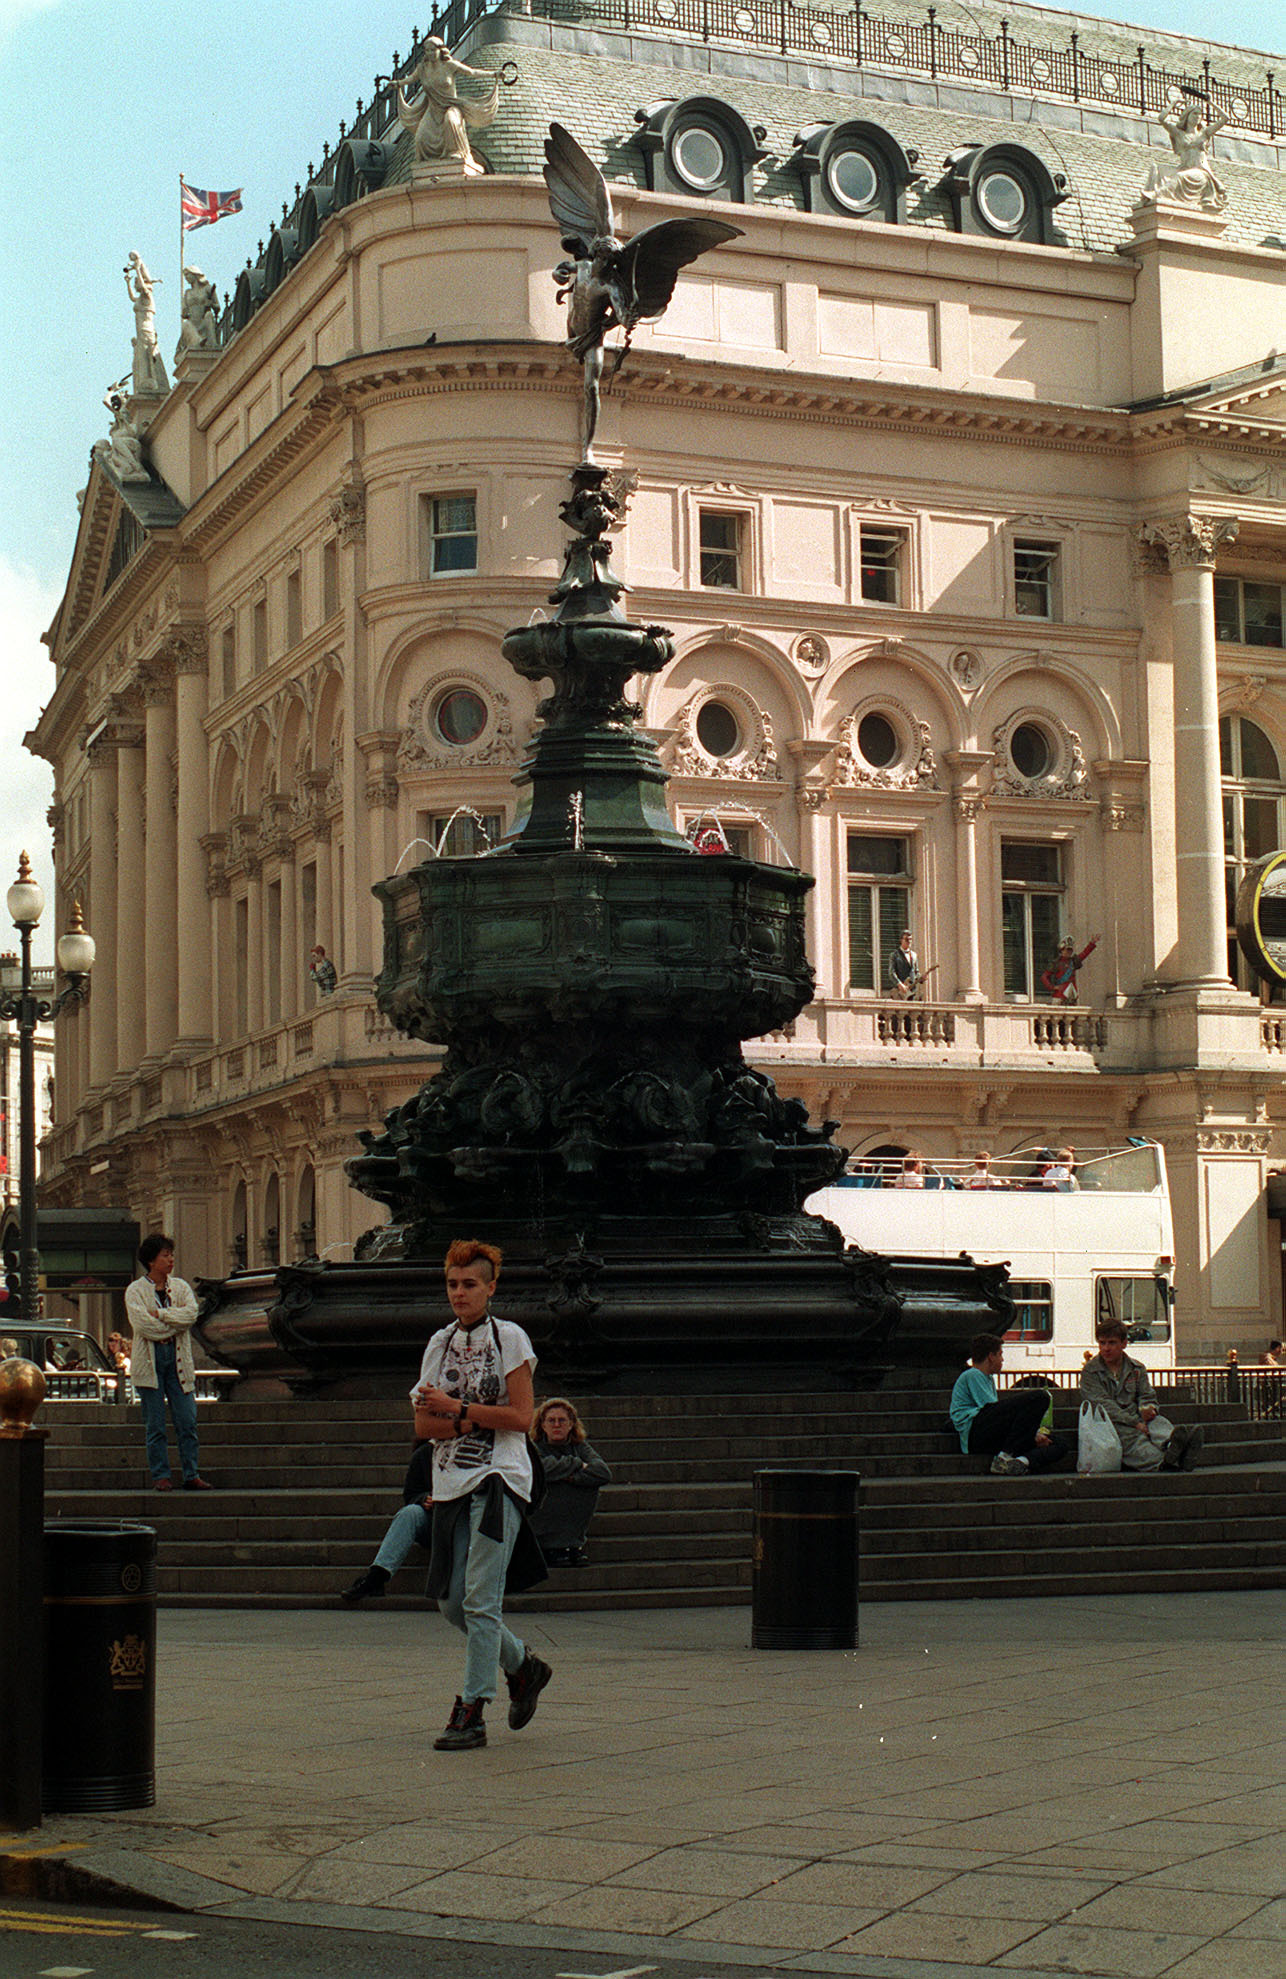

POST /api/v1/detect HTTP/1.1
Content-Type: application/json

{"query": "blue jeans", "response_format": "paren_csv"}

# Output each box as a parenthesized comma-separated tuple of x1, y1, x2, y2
(438, 1489, 526, 1704)
(139, 1341, 200, 1483)
(373, 1500, 432, 1576)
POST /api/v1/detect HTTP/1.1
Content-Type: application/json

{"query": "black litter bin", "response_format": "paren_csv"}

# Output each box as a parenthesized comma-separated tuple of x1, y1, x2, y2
(752, 1468, 859, 1650)
(43, 1520, 157, 1812)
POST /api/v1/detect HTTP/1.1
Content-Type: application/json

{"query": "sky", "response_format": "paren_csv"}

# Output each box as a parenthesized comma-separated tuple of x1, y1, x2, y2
(0, 0, 1283, 955)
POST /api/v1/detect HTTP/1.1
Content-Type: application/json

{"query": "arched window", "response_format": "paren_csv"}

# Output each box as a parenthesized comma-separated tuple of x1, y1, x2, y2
(296, 1165, 317, 1259)
(1221, 714, 1286, 996)
(231, 1180, 248, 1272)
(634, 97, 766, 203)
(263, 1173, 281, 1268)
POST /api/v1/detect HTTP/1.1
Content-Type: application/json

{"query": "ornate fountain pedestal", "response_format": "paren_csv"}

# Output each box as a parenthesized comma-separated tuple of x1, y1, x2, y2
(200, 468, 906, 1391)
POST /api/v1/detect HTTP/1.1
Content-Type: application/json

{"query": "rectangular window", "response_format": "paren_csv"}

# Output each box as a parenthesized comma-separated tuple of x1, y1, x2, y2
(428, 494, 478, 575)
(422, 810, 502, 858)
(1095, 1274, 1170, 1342)
(285, 567, 302, 647)
(266, 880, 282, 1025)
(234, 896, 249, 1037)
(847, 834, 911, 992)
(1214, 574, 1284, 648)
(1001, 841, 1064, 999)
(699, 511, 742, 589)
(1014, 539, 1059, 619)
(301, 861, 318, 1005)
(686, 819, 755, 858)
(221, 625, 236, 700)
(322, 539, 339, 619)
(252, 597, 268, 672)
(1006, 1279, 1054, 1342)
(859, 527, 906, 605)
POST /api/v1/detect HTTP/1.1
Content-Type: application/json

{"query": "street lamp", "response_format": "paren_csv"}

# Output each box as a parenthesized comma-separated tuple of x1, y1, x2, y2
(0, 854, 94, 1319)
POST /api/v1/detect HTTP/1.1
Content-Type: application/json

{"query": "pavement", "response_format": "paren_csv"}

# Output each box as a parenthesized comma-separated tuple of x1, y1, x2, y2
(2, 1591, 1283, 1979)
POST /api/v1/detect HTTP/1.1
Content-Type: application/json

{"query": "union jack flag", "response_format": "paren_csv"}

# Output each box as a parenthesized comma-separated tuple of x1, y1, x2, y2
(181, 179, 243, 231)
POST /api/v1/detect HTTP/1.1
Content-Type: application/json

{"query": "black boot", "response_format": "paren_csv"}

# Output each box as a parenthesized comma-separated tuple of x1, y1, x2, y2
(340, 1565, 390, 1603)
(434, 1696, 486, 1750)
(506, 1652, 553, 1730)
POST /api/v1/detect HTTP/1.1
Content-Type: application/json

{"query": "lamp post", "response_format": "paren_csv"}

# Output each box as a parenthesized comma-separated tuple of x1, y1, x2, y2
(0, 854, 95, 1319)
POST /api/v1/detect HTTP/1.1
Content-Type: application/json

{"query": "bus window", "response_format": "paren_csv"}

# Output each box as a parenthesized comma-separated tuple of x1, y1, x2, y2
(1007, 1280, 1053, 1341)
(1095, 1275, 1170, 1343)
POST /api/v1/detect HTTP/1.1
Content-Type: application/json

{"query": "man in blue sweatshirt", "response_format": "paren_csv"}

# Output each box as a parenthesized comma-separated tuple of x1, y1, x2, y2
(949, 1332, 1066, 1475)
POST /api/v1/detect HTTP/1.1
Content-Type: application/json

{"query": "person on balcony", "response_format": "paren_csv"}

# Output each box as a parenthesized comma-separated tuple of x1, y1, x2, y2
(888, 928, 921, 999)
(1041, 934, 1100, 1003)
(1080, 1320, 1203, 1471)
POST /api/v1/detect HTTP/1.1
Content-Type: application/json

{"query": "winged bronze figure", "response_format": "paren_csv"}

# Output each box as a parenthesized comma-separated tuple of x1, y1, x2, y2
(543, 121, 743, 459)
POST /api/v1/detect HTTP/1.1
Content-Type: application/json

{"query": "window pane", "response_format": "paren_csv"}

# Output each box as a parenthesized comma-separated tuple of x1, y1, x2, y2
(848, 834, 907, 877)
(1223, 792, 1236, 856)
(1238, 718, 1279, 782)
(1001, 842, 1061, 886)
(1002, 891, 1028, 996)
(1014, 541, 1056, 618)
(1242, 583, 1283, 649)
(848, 884, 875, 989)
(1218, 715, 1232, 775)
(1214, 578, 1241, 644)
(1243, 796, 1279, 862)
(859, 530, 904, 604)
(700, 512, 741, 588)
(878, 888, 909, 982)
(1031, 894, 1063, 990)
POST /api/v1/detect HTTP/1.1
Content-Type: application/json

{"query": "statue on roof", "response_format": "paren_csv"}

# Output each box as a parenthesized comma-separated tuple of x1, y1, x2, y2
(397, 36, 500, 175)
(542, 122, 743, 461)
(1141, 87, 1230, 213)
(176, 266, 220, 359)
(124, 251, 169, 396)
(94, 381, 149, 485)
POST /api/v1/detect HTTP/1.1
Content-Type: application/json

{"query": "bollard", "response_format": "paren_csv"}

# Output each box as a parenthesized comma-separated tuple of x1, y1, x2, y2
(43, 1520, 157, 1812)
(752, 1468, 859, 1650)
(0, 1356, 48, 1830)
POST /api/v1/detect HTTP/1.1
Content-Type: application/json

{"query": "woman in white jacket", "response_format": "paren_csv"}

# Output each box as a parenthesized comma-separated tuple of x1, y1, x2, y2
(123, 1235, 211, 1492)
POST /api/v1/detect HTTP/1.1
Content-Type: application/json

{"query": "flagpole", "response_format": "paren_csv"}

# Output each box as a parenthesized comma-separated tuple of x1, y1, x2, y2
(178, 175, 185, 355)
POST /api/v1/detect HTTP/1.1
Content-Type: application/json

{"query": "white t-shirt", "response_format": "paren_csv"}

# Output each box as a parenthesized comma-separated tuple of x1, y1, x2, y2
(411, 1316, 537, 1504)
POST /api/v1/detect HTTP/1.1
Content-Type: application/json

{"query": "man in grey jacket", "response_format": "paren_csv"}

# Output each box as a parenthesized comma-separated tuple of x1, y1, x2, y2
(1080, 1320, 1202, 1471)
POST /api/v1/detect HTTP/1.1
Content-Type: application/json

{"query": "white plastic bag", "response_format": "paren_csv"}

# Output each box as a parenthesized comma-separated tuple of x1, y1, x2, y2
(1077, 1400, 1122, 1475)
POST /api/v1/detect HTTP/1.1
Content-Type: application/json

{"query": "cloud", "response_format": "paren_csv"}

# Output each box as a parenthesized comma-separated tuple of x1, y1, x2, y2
(0, 556, 59, 958)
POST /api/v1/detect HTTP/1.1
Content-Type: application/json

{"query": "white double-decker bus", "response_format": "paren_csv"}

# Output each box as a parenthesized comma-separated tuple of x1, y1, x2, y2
(809, 1141, 1176, 1373)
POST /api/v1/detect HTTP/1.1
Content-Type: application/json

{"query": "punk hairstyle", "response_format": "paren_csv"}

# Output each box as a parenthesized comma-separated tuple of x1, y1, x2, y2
(969, 1331, 1004, 1363)
(443, 1238, 502, 1280)
(530, 1395, 587, 1444)
(138, 1233, 175, 1268)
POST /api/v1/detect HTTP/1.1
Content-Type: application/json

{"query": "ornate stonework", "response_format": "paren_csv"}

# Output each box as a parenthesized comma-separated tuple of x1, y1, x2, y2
(992, 712, 1088, 800)
(833, 698, 938, 792)
(792, 633, 829, 673)
(328, 477, 366, 547)
(1137, 514, 1240, 572)
(398, 675, 518, 772)
(671, 689, 779, 781)
(949, 648, 983, 690)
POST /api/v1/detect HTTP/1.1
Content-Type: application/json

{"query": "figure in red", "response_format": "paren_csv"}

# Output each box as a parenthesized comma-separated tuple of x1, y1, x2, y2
(1041, 934, 1100, 1004)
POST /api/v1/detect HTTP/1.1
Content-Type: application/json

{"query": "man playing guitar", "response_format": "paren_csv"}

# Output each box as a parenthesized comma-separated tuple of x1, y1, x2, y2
(888, 929, 939, 1000)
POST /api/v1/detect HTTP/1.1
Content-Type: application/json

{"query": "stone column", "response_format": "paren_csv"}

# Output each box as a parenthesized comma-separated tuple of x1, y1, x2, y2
(142, 670, 179, 1058)
(279, 852, 298, 1022)
(114, 732, 147, 1073)
(1139, 514, 1238, 988)
(86, 739, 119, 1089)
(789, 742, 836, 996)
(246, 858, 264, 1035)
(947, 752, 991, 1003)
(172, 630, 212, 1048)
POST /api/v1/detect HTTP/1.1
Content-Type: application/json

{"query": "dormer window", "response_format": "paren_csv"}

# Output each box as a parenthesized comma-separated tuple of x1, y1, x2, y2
(635, 98, 766, 203)
(937, 144, 1068, 245)
(792, 121, 922, 224)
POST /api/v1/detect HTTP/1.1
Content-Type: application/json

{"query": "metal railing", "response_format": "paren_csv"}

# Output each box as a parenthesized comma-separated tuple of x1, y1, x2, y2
(38, 1369, 238, 1405)
(999, 1362, 1285, 1422)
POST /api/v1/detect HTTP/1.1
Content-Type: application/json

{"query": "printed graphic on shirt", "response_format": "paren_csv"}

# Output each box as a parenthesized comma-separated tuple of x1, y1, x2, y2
(436, 1323, 504, 1476)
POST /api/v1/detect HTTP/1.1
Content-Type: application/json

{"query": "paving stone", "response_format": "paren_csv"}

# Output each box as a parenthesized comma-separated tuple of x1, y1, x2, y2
(830, 1908, 1046, 1962)
(993, 1921, 1211, 1975)
(678, 1895, 884, 1947)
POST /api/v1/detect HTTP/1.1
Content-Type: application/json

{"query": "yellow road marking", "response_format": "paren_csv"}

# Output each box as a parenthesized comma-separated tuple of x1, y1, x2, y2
(0, 1906, 152, 1935)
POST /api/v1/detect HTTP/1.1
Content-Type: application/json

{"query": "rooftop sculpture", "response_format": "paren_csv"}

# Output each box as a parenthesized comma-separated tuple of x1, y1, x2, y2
(124, 251, 169, 397)
(398, 35, 500, 174)
(1141, 86, 1230, 213)
(543, 122, 742, 459)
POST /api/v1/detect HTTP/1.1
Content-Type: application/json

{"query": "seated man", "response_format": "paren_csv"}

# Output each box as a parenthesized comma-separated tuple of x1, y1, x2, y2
(340, 1443, 434, 1603)
(949, 1332, 1067, 1475)
(1080, 1320, 1202, 1471)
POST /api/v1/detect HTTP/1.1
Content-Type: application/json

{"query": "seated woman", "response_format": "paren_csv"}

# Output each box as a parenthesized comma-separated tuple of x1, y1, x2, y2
(528, 1397, 611, 1568)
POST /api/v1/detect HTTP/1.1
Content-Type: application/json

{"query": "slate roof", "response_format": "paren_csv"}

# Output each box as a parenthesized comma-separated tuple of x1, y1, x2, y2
(453, 38, 1286, 256)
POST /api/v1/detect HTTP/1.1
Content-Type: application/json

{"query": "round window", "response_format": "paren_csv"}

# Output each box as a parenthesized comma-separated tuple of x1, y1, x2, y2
(1010, 722, 1052, 779)
(826, 146, 881, 213)
(696, 700, 741, 758)
(433, 687, 488, 747)
(672, 122, 729, 192)
(857, 713, 899, 769)
(977, 169, 1028, 233)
